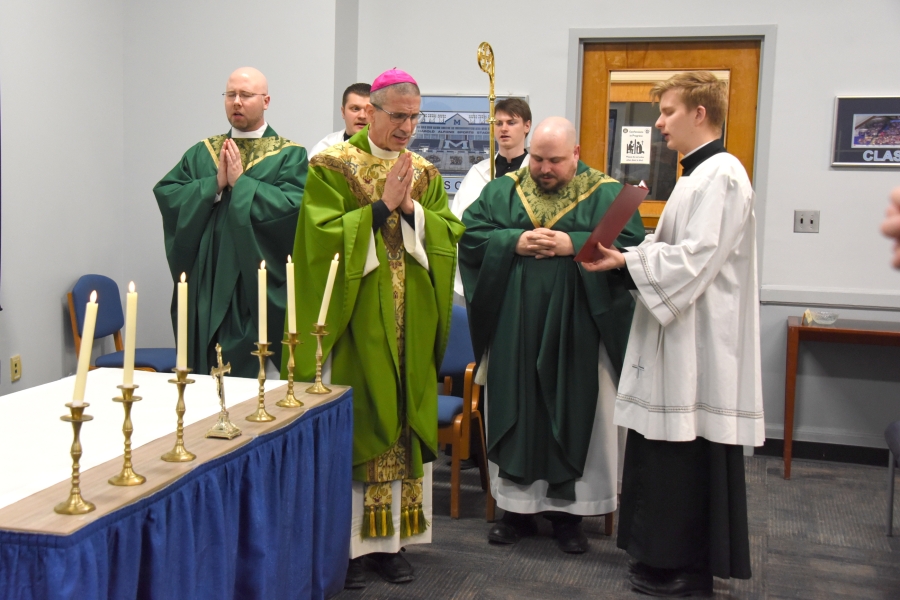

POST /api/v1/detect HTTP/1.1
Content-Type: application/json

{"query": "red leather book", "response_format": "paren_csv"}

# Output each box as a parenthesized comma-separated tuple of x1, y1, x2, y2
(574, 182, 648, 263)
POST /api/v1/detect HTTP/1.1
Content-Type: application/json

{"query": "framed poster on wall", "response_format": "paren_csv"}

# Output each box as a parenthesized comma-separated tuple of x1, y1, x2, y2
(832, 97, 900, 167)
(409, 94, 528, 195)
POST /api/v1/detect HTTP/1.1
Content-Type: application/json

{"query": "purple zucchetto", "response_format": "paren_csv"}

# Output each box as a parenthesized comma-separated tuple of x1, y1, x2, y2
(371, 68, 417, 92)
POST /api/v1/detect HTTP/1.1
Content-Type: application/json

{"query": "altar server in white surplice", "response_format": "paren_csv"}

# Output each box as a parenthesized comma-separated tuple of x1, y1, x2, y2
(450, 98, 531, 299)
(583, 71, 763, 598)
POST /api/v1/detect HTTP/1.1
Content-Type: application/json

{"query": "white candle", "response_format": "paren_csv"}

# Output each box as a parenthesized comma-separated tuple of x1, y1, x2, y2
(286, 255, 296, 334)
(258, 260, 267, 344)
(176, 273, 187, 369)
(123, 281, 138, 387)
(317, 253, 340, 325)
(72, 291, 98, 406)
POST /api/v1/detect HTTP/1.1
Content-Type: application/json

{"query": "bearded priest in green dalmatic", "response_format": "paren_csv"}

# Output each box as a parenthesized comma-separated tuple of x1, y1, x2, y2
(284, 69, 463, 589)
(459, 117, 644, 554)
(154, 67, 307, 378)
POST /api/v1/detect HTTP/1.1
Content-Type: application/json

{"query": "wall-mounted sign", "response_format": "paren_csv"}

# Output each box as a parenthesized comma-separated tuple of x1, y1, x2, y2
(832, 97, 900, 167)
(620, 127, 652, 165)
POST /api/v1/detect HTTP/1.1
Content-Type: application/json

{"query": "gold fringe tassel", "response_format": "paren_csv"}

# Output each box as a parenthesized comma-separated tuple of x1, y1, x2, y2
(369, 506, 376, 538)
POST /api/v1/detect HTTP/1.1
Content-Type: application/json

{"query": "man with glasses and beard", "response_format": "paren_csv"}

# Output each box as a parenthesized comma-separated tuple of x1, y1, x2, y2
(284, 68, 463, 589)
(154, 67, 307, 378)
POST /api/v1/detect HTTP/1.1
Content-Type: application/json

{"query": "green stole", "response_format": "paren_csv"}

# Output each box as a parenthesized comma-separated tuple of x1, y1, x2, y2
(154, 126, 307, 378)
(285, 126, 464, 536)
(459, 162, 645, 500)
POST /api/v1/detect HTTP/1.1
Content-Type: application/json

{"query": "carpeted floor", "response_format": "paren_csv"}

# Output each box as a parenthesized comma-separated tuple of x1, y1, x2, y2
(335, 455, 900, 599)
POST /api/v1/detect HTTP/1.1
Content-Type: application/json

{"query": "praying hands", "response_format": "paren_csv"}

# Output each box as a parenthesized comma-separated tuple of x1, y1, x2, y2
(216, 138, 244, 193)
(381, 152, 415, 214)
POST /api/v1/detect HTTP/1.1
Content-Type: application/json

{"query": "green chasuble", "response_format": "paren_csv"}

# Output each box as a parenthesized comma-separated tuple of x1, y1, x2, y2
(154, 126, 307, 377)
(459, 161, 645, 500)
(285, 126, 464, 496)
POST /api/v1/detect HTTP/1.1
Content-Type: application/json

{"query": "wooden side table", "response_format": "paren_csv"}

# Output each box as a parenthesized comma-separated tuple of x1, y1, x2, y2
(783, 316, 900, 479)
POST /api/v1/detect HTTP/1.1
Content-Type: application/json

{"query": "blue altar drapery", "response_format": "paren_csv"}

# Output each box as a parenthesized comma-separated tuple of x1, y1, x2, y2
(0, 390, 352, 600)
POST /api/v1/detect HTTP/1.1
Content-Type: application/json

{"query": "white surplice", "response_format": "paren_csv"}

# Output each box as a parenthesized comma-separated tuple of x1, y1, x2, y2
(450, 154, 530, 296)
(615, 152, 764, 446)
(309, 129, 345, 157)
(488, 343, 624, 516)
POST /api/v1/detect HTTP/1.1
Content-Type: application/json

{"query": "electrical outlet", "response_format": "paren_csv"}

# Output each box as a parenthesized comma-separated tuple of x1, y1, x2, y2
(794, 210, 820, 233)
(10, 355, 21, 383)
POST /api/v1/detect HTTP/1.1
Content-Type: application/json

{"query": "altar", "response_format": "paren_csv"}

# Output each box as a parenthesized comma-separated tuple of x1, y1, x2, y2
(0, 368, 352, 600)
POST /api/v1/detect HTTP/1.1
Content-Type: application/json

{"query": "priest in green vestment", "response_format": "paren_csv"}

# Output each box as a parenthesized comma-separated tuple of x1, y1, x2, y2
(154, 67, 307, 378)
(459, 117, 644, 554)
(284, 69, 463, 588)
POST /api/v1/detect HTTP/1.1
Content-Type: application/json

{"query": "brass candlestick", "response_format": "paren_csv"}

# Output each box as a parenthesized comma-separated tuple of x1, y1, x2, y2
(161, 367, 196, 462)
(306, 323, 331, 394)
(54, 402, 96, 515)
(246, 342, 276, 422)
(206, 344, 241, 439)
(109, 385, 145, 486)
(277, 332, 304, 409)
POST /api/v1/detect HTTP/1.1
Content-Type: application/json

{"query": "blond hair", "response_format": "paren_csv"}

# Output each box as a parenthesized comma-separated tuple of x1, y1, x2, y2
(650, 71, 728, 132)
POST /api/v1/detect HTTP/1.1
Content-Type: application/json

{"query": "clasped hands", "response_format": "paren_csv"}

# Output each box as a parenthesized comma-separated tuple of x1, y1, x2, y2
(216, 139, 244, 193)
(381, 153, 415, 215)
(515, 228, 574, 259)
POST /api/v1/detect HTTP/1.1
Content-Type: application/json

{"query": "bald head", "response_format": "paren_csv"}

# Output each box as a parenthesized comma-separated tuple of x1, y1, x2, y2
(228, 67, 268, 93)
(529, 117, 580, 193)
(224, 67, 270, 132)
(531, 117, 577, 149)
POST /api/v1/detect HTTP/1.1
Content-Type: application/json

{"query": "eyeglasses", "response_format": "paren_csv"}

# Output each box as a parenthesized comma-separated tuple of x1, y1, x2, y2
(372, 103, 421, 124)
(222, 92, 267, 101)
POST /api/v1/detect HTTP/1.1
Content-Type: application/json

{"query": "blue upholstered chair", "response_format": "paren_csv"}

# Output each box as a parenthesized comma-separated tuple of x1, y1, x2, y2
(437, 304, 495, 521)
(885, 420, 900, 535)
(67, 274, 177, 373)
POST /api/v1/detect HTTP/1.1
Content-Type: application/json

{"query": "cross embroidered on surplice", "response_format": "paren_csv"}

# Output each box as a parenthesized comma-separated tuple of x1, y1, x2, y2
(632, 357, 645, 379)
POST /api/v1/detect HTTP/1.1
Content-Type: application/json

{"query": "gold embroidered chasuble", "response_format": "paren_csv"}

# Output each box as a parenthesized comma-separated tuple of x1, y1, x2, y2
(291, 130, 462, 538)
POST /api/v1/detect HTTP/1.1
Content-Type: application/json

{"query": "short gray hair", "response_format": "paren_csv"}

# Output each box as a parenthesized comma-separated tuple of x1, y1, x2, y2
(370, 82, 420, 107)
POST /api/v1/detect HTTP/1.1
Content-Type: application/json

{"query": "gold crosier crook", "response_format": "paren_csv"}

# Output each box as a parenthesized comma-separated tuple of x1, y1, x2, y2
(477, 42, 496, 180)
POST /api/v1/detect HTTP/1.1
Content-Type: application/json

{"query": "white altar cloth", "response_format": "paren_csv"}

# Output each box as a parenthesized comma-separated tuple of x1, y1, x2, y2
(0, 368, 285, 510)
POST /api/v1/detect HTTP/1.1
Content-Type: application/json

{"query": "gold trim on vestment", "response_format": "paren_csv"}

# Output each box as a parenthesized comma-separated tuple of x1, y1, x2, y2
(312, 142, 438, 536)
(510, 166, 617, 229)
(311, 142, 439, 208)
(203, 134, 301, 172)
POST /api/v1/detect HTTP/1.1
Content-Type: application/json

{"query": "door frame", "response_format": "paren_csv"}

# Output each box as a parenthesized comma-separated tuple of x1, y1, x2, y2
(565, 25, 777, 280)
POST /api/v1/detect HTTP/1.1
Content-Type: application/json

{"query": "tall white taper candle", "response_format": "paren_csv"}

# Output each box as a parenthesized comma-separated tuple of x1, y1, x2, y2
(286, 255, 296, 334)
(317, 254, 340, 326)
(123, 281, 138, 386)
(258, 260, 267, 344)
(176, 273, 187, 369)
(72, 291, 98, 406)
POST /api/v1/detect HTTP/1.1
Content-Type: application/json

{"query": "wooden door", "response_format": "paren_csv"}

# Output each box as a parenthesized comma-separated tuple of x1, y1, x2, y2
(580, 41, 761, 229)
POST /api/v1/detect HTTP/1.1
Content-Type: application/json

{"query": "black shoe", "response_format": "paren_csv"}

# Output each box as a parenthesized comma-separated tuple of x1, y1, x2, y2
(344, 557, 366, 589)
(552, 521, 588, 554)
(487, 512, 538, 544)
(628, 560, 668, 581)
(366, 552, 415, 584)
(628, 567, 713, 597)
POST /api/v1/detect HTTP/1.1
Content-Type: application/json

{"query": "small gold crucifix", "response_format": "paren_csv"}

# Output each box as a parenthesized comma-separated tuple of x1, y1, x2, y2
(206, 343, 241, 439)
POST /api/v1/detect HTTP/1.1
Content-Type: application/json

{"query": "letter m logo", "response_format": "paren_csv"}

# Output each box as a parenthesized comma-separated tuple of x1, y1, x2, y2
(443, 140, 469, 149)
